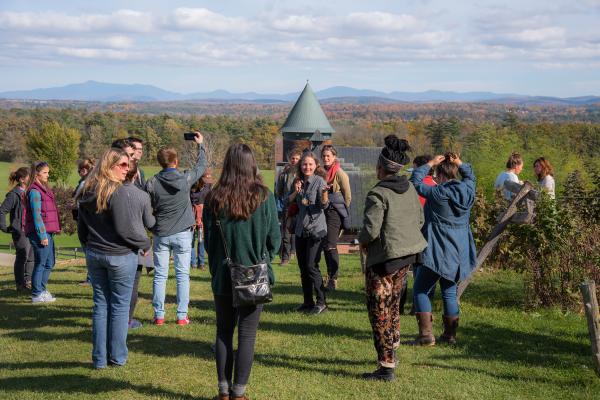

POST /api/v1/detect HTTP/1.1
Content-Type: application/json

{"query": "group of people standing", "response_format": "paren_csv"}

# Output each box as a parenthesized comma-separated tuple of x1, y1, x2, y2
(0, 131, 559, 397)
(275, 145, 352, 315)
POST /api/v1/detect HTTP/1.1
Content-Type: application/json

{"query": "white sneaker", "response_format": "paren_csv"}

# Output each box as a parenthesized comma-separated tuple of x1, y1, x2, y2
(42, 291, 56, 302)
(31, 295, 45, 303)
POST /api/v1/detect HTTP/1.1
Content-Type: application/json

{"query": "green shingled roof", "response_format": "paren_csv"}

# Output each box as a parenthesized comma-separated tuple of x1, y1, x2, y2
(281, 83, 335, 136)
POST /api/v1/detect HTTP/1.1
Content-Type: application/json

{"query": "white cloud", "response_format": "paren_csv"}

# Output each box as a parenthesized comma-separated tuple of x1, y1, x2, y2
(169, 8, 253, 35)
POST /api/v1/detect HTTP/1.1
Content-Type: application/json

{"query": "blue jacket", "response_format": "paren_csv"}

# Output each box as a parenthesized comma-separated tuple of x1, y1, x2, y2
(410, 163, 477, 282)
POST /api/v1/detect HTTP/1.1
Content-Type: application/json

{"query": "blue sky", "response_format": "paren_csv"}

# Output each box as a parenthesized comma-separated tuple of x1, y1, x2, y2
(0, 0, 599, 96)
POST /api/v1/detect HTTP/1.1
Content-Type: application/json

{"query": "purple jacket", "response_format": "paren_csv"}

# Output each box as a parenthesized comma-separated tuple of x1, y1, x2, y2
(25, 181, 61, 237)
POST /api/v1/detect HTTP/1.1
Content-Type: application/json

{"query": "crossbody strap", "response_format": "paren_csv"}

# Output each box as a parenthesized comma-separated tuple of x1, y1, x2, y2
(215, 219, 232, 264)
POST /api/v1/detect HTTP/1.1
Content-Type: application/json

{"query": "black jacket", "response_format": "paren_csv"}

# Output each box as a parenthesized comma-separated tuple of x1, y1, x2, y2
(0, 186, 26, 233)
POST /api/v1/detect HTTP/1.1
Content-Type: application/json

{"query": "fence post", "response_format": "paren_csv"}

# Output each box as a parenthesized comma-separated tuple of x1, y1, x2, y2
(580, 280, 600, 377)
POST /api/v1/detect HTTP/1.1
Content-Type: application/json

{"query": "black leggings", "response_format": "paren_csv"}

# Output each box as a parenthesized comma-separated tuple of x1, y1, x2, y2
(322, 207, 341, 279)
(295, 236, 326, 306)
(215, 294, 263, 391)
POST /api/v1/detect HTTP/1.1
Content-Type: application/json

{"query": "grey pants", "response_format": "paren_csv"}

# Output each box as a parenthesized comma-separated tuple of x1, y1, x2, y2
(12, 230, 34, 286)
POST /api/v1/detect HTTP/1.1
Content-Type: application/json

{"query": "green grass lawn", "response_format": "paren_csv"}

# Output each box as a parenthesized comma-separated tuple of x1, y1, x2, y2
(0, 255, 598, 399)
(0, 161, 275, 249)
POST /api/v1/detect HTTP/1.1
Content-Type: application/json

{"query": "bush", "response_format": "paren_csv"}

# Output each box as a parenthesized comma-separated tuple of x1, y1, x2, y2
(26, 121, 81, 185)
(52, 186, 77, 236)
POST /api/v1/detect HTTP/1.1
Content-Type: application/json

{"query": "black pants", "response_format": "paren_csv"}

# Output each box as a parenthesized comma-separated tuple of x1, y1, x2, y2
(295, 236, 326, 306)
(214, 295, 263, 390)
(279, 212, 295, 261)
(129, 267, 142, 320)
(12, 230, 34, 286)
(322, 207, 341, 280)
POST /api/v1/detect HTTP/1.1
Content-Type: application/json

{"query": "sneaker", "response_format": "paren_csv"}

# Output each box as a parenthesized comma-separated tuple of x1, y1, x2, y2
(199, 264, 206, 271)
(153, 318, 165, 326)
(42, 291, 56, 302)
(128, 319, 143, 329)
(177, 316, 190, 326)
(31, 295, 45, 303)
(309, 303, 328, 315)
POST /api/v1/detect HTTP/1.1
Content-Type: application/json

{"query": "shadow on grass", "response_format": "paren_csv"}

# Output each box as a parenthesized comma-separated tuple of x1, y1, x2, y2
(429, 322, 589, 370)
(259, 320, 370, 341)
(0, 361, 90, 370)
(254, 353, 369, 378)
(127, 333, 214, 360)
(418, 362, 592, 387)
(0, 374, 210, 399)
(0, 301, 90, 330)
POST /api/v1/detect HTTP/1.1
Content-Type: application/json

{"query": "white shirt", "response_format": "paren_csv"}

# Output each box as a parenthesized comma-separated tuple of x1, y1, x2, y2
(494, 171, 520, 200)
(539, 175, 556, 199)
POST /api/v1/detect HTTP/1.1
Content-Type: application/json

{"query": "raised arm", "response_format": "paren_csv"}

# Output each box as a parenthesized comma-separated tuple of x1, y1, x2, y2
(186, 132, 207, 187)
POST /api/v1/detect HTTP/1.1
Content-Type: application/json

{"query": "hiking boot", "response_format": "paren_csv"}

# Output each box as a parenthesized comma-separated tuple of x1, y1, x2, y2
(231, 396, 250, 400)
(24, 281, 32, 290)
(362, 366, 395, 381)
(213, 395, 229, 400)
(410, 312, 435, 346)
(438, 315, 459, 345)
(199, 264, 206, 271)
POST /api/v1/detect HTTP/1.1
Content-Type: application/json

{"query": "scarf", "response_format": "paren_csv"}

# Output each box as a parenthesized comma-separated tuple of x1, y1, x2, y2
(325, 160, 341, 185)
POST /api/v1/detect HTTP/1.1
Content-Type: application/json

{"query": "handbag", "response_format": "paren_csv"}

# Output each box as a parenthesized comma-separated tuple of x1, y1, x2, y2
(216, 219, 273, 307)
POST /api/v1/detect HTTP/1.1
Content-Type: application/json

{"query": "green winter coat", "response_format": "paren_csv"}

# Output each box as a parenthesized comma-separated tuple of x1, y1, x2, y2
(203, 190, 281, 296)
(358, 175, 427, 268)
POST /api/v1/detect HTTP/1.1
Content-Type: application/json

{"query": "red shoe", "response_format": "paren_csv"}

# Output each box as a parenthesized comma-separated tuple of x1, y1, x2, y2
(153, 318, 165, 326)
(177, 316, 190, 326)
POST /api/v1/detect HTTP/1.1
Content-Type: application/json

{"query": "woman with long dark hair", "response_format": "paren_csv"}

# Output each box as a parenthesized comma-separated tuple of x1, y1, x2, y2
(288, 151, 329, 315)
(26, 161, 61, 303)
(0, 167, 34, 293)
(204, 143, 280, 400)
(77, 148, 152, 369)
(320, 145, 351, 291)
(410, 153, 477, 346)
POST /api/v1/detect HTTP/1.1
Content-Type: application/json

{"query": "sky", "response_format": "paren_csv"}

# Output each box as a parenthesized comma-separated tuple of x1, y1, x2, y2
(0, 0, 599, 97)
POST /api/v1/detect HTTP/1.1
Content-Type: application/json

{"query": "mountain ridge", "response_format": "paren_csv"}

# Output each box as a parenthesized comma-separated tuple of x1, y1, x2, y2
(0, 81, 598, 106)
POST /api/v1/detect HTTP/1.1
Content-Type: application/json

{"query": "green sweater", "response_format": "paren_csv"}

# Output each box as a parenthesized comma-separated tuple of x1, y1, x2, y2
(203, 191, 281, 296)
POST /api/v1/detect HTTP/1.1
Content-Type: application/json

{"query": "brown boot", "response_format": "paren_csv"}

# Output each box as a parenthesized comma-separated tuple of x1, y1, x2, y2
(438, 315, 459, 345)
(231, 396, 250, 400)
(213, 394, 229, 400)
(411, 312, 436, 346)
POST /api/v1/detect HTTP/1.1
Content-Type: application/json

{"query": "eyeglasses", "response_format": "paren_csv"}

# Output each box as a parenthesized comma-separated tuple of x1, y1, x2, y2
(117, 162, 130, 169)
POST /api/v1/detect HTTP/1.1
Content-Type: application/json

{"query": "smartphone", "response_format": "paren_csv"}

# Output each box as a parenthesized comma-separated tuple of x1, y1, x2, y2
(183, 132, 197, 140)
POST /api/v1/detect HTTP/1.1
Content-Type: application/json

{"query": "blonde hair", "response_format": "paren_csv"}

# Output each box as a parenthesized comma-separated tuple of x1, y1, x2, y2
(79, 148, 128, 213)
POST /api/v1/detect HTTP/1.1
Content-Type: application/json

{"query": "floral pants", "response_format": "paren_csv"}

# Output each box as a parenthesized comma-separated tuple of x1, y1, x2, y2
(365, 266, 407, 368)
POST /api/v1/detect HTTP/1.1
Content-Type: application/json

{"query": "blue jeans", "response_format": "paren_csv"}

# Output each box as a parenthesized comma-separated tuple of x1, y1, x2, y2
(152, 230, 193, 320)
(413, 265, 459, 316)
(28, 233, 55, 297)
(191, 229, 205, 267)
(86, 249, 137, 368)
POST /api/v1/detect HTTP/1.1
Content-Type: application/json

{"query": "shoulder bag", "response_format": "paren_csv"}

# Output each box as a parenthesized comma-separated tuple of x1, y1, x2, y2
(216, 219, 273, 307)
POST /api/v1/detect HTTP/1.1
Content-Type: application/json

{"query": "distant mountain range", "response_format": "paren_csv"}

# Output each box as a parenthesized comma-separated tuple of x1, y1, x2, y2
(1, 80, 599, 106)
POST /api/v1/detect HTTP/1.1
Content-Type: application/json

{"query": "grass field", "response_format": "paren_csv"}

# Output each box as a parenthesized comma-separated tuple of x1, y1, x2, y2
(0, 255, 598, 399)
(0, 161, 275, 250)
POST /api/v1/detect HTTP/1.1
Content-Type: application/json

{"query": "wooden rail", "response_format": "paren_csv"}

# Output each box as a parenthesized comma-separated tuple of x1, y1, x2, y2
(580, 280, 600, 377)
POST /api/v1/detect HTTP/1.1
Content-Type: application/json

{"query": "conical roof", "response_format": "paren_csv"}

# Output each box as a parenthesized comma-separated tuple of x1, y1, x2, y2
(281, 83, 335, 135)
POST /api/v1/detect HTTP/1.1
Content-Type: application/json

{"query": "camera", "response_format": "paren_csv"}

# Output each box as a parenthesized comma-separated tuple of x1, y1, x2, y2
(183, 132, 197, 141)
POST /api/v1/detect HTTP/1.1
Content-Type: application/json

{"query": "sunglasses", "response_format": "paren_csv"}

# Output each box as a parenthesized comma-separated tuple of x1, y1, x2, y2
(117, 162, 130, 169)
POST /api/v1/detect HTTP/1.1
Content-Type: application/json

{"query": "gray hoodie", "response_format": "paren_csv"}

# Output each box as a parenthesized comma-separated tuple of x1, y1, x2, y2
(145, 145, 207, 237)
(78, 183, 155, 255)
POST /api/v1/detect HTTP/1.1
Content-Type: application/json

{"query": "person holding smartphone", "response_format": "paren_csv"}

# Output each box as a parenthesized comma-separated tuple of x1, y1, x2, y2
(145, 131, 206, 326)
